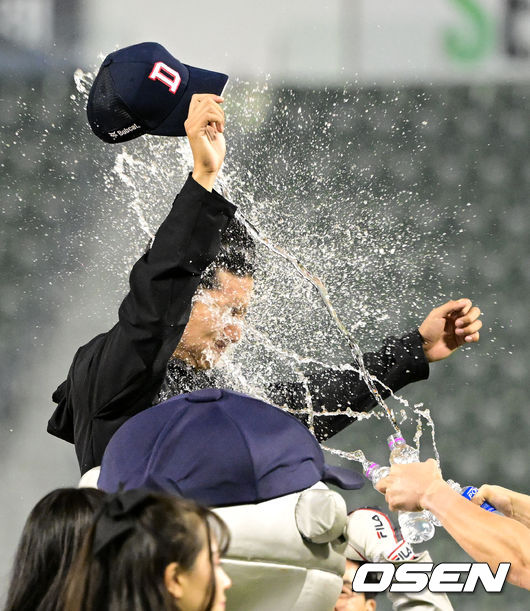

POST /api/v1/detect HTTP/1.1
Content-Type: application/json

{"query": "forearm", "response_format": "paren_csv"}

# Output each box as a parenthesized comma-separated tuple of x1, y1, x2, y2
(362, 329, 429, 392)
(120, 175, 235, 350)
(421, 481, 530, 589)
(320, 329, 430, 439)
(504, 489, 530, 529)
(191, 169, 217, 192)
(91, 176, 234, 412)
(270, 330, 430, 441)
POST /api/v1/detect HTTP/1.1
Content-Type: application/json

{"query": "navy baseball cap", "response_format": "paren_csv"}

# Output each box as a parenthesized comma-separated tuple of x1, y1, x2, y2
(87, 42, 228, 144)
(98, 388, 364, 507)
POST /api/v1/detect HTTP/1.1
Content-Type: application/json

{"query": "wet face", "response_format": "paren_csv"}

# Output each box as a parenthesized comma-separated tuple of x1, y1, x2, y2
(173, 269, 254, 370)
(334, 560, 376, 611)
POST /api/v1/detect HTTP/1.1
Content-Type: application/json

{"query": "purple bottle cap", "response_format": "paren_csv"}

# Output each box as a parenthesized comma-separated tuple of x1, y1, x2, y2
(365, 462, 379, 479)
(387, 434, 405, 449)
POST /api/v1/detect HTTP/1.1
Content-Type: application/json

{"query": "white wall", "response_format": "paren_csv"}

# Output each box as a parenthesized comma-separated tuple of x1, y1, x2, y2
(78, 0, 346, 84)
(77, 0, 530, 84)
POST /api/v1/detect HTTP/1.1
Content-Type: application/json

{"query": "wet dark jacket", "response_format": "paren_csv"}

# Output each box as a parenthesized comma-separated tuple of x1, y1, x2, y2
(48, 175, 428, 474)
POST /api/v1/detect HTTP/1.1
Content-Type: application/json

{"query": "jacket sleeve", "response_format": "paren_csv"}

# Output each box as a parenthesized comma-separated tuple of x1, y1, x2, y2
(48, 175, 236, 467)
(92, 175, 236, 414)
(269, 329, 429, 442)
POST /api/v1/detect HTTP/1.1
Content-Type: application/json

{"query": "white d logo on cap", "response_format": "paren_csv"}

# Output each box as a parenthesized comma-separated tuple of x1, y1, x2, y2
(148, 61, 182, 94)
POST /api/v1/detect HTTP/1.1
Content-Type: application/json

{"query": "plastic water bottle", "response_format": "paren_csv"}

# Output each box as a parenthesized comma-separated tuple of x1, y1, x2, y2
(388, 434, 420, 464)
(447, 480, 503, 514)
(388, 433, 442, 527)
(387, 434, 436, 543)
(364, 461, 391, 485)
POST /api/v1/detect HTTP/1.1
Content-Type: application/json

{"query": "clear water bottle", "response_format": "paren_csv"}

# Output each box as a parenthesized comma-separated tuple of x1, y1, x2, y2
(384, 434, 441, 528)
(387, 434, 436, 543)
(447, 480, 503, 514)
(423, 510, 442, 527)
(388, 434, 420, 464)
(364, 461, 390, 484)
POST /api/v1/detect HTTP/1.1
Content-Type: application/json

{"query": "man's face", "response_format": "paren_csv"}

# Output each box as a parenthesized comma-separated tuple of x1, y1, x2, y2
(335, 560, 376, 611)
(173, 269, 254, 370)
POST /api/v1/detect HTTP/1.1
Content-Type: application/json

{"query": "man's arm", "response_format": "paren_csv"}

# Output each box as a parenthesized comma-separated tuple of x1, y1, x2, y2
(48, 95, 232, 471)
(270, 329, 429, 441)
(418, 298, 482, 362)
(472, 484, 530, 529)
(270, 299, 482, 441)
(376, 460, 530, 590)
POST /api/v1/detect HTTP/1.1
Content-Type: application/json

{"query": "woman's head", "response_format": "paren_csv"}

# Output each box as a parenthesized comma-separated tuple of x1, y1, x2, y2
(164, 525, 232, 611)
(64, 490, 231, 611)
(5, 487, 105, 611)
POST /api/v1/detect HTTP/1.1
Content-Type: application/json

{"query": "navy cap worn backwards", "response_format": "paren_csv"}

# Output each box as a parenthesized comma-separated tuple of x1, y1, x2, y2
(98, 388, 364, 507)
(87, 42, 228, 144)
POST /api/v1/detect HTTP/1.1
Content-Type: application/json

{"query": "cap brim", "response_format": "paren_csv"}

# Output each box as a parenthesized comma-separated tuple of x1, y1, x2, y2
(322, 464, 365, 490)
(150, 64, 228, 137)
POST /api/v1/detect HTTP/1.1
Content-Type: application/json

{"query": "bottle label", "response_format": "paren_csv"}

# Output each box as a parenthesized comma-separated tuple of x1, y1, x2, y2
(461, 486, 498, 512)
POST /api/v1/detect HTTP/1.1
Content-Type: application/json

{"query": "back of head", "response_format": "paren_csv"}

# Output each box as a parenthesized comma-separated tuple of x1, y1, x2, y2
(199, 216, 256, 289)
(5, 488, 105, 611)
(63, 490, 229, 611)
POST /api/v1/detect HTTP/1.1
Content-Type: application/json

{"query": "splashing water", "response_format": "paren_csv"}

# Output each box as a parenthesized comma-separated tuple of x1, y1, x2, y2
(71, 69, 451, 464)
(321, 446, 370, 471)
(73, 68, 95, 96)
(113, 152, 155, 240)
(413, 405, 441, 464)
(227, 194, 400, 432)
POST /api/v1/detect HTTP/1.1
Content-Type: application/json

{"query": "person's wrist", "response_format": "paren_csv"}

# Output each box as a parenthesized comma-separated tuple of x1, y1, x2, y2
(420, 479, 449, 511)
(417, 326, 433, 359)
(192, 169, 218, 192)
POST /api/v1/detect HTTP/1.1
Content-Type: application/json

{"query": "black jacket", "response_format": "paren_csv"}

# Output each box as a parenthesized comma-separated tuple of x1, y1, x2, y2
(48, 175, 429, 474)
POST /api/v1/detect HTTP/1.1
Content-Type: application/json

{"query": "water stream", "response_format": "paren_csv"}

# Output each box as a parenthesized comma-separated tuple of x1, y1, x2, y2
(218, 177, 442, 466)
(231, 197, 401, 433)
(72, 68, 441, 471)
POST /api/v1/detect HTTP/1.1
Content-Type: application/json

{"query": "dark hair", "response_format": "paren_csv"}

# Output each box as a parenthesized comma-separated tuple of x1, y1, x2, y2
(4, 488, 105, 611)
(199, 216, 256, 290)
(62, 492, 230, 611)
